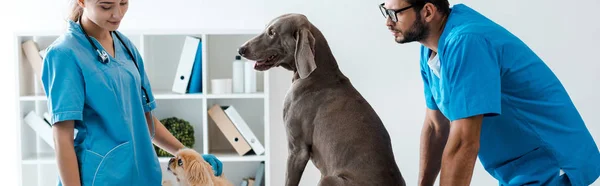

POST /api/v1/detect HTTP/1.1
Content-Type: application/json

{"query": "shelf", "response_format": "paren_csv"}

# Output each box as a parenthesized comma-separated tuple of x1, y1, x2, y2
(14, 29, 262, 37)
(152, 90, 205, 100)
(22, 153, 56, 165)
(208, 152, 266, 162)
(205, 93, 265, 99)
(23, 152, 265, 165)
(19, 95, 45, 101)
(158, 153, 265, 163)
(19, 92, 265, 101)
(17, 31, 270, 186)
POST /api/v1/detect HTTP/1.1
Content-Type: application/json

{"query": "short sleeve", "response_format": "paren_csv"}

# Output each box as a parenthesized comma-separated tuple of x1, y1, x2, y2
(421, 67, 439, 110)
(441, 34, 501, 121)
(41, 48, 85, 124)
(124, 35, 156, 112)
(420, 46, 439, 110)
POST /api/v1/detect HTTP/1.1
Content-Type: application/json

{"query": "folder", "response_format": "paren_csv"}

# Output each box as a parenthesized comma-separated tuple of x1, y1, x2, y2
(186, 41, 203, 93)
(254, 161, 265, 186)
(172, 36, 201, 94)
(43, 112, 78, 138)
(23, 111, 54, 149)
(21, 40, 43, 79)
(223, 106, 265, 155)
(207, 104, 252, 156)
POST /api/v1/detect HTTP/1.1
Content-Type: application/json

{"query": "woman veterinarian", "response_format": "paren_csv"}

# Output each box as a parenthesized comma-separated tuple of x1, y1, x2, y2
(379, 0, 600, 186)
(41, 0, 222, 185)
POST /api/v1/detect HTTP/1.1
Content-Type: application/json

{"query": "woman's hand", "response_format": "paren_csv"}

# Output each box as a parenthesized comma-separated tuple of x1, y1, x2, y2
(202, 154, 223, 176)
(146, 113, 224, 176)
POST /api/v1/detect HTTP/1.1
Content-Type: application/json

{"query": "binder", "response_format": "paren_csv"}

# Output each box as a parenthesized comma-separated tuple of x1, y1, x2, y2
(43, 112, 78, 138)
(172, 36, 201, 94)
(21, 40, 43, 79)
(223, 106, 265, 155)
(186, 41, 203, 93)
(254, 161, 265, 186)
(23, 111, 54, 149)
(207, 104, 252, 156)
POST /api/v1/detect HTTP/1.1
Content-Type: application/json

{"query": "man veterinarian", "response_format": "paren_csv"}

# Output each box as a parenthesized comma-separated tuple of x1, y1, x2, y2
(379, 0, 600, 185)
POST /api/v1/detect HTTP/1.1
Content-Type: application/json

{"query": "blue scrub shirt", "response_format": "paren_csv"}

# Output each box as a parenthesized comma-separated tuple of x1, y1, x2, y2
(41, 20, 162, 185)
(420, 4, 600, 186)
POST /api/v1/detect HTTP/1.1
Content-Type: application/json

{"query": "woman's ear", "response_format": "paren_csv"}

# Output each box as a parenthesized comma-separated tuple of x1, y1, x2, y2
(77, 0, 85, 8)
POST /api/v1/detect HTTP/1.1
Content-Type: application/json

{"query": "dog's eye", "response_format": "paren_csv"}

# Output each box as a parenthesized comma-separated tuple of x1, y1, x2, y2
(268, 28, 275, 36)
(177, 159, 183, 166)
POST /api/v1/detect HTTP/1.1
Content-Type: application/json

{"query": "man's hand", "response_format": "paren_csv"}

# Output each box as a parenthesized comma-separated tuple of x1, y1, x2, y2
(440, 115, 482, 186)
(202, 154, 223, 176)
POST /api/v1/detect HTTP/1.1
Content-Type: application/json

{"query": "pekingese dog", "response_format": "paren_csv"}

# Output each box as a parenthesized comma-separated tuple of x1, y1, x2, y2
(167, 148, 233, 186)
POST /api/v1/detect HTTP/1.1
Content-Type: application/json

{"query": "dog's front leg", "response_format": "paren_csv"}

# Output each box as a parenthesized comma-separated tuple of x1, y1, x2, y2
(285, 144, 310, 186)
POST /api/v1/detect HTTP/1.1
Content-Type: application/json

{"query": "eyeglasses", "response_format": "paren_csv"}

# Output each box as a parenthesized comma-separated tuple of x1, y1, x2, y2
(379, 3, 413, 23)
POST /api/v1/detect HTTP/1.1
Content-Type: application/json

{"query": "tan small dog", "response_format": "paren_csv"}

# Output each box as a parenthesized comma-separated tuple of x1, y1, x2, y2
(167, 148, 233, 186)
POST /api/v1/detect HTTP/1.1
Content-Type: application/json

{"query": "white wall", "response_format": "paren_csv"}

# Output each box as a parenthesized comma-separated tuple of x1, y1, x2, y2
(1, 0, 598, 185)
(265, 0, 600, 185)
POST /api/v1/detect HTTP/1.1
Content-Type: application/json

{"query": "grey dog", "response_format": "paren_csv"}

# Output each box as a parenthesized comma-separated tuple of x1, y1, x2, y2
(238, 13, 406, 186)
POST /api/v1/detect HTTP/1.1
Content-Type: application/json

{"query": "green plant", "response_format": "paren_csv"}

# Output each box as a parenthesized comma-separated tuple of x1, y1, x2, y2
(154, 117, 195, 157)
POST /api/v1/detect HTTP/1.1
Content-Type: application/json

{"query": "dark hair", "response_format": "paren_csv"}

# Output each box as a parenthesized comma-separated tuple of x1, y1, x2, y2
(406, 0, 450, 16)
(69, 0, 84, 22)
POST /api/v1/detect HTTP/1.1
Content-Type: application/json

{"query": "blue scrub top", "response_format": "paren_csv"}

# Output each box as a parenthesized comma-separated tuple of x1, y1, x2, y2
(420, 4, 600, 186)
(41, 20, 161, 185)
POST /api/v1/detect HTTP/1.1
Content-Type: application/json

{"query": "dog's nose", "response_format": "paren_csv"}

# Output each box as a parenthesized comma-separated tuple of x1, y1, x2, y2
(238, 46, 247, 56)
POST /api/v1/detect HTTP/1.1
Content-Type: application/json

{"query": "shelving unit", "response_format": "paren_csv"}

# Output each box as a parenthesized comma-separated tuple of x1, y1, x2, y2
(15, 29, 269, 186)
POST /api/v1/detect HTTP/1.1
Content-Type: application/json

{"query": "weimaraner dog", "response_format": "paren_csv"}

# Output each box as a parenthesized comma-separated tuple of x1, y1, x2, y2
(238, 13, 406, 186)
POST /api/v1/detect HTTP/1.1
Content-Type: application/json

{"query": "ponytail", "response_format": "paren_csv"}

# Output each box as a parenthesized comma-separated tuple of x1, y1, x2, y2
(69, 0, 83, 22)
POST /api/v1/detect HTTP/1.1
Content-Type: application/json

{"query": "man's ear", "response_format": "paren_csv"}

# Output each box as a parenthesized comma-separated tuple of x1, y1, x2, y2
(423, 3, 437, 22)
(294, 28, 316, 79)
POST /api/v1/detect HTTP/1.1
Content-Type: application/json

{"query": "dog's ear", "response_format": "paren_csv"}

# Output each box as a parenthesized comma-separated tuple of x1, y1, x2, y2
(185, 160, 209, 185)
(294, 28, 316, 79)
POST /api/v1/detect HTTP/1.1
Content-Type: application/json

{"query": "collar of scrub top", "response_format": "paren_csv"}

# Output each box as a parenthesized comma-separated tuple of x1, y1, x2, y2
(76, 16, 150, 104)
(78, 19, 110, 64)
(77, 18, 135, 66)
(76, 16, 156, 139)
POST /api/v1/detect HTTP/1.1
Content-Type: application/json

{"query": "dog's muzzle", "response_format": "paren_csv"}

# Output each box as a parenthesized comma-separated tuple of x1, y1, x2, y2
(167, 158, 175, 171)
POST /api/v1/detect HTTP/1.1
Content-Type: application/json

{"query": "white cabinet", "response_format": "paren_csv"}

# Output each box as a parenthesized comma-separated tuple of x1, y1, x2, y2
(15, 30, 269, 186)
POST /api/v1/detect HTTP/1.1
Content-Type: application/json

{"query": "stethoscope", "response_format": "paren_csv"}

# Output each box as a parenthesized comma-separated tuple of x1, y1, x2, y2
(78, 17, 155, 138)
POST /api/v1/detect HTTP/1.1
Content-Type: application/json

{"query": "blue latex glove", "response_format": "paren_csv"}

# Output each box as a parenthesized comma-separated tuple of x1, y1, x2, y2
(202, 154, 223, 176)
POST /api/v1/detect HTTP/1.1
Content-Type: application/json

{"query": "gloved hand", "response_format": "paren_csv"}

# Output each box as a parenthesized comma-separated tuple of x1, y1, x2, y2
(202, 154, 223, 176)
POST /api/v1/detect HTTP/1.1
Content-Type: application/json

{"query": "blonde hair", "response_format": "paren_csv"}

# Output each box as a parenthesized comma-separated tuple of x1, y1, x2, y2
(69, 0, 83, 22)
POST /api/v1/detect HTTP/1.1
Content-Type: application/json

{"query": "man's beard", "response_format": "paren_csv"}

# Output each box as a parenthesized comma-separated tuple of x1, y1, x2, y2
(395, 13, 429, 44)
